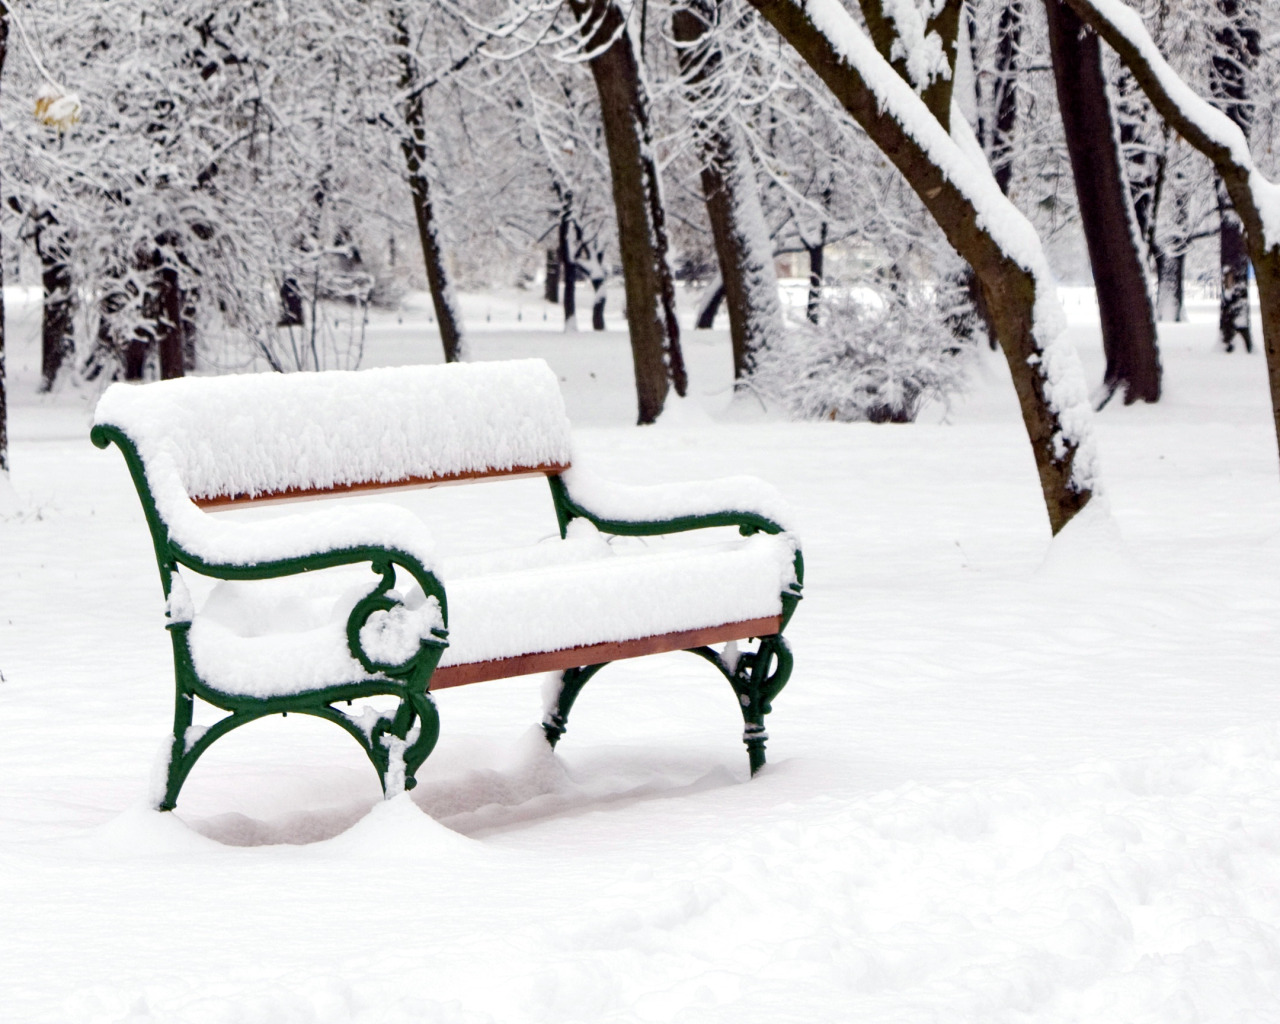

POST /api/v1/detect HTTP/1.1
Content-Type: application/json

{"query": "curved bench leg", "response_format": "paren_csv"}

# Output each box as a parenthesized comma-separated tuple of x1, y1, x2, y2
(542, 663, 607, 747)
(690, 634, 793, 775)
(383, 690, 441, 796)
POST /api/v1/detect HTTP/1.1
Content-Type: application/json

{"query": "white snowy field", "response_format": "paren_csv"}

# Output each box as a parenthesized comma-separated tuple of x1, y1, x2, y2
(3, 284, 1280, 1023)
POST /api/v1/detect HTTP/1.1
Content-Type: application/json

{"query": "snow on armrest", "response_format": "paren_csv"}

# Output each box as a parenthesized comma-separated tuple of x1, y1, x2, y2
(560, 467, 797, 534)
(151, 456, 437, 573)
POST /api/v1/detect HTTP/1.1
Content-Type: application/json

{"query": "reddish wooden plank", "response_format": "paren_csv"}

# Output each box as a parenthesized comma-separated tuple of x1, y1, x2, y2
(430, 615, 784, 689)
(193, 462, 571, 509)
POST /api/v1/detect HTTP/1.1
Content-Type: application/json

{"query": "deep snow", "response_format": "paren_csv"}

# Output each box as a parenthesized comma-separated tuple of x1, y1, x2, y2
(2, 284, 1280, 1022)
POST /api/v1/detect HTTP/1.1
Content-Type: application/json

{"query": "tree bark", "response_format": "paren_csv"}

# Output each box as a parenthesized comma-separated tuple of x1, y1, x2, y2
(571, 0, 687, 423)
(558, 190, 577, 330)
(0, 2, 8, 475)
(1044, 0, 1160, 405)
(746, 0, 1095, 534)
(1210, 0, 1258, 354)
(989, 1, 1022, 197)
(1216, 175, 1251, 352)
(35, 215, 73, 392)
(1059, 0, 1280, 475)
(673, 0, 783, 379)
(393, 12, 465, 362)
(695, 280, 725, 329)
(805, 229, 825, 325)
(1154, 247, 1184, 322)
(156, 263, 184, 380)
(544, 247, 560, 304)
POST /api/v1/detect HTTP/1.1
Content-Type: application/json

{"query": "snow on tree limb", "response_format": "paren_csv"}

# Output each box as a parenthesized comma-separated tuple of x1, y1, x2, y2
(750, 0, 1099, 521)
(1061, 0, 1280, 249)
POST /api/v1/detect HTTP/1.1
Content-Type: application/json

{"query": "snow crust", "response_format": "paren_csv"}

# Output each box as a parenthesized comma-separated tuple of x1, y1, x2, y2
(93, 360, 573, 502)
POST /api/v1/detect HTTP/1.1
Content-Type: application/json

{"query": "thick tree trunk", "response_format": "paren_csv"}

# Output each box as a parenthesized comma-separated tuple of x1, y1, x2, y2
(747, 0, 1095, 534)
(572, 0, 687, 423)
(1058, 0, 1280, 476)
(394, 14, 465, 363)
(673, 0, 783, 379)
(36, 218, 73, 392)
(1044, 0, 1160, 405)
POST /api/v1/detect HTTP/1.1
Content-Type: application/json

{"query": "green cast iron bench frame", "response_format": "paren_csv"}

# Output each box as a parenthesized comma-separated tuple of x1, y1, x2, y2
(92, 388, 802, 812)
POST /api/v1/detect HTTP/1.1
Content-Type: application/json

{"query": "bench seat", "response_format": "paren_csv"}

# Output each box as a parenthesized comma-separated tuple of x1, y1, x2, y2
(187, 530, 798, 699)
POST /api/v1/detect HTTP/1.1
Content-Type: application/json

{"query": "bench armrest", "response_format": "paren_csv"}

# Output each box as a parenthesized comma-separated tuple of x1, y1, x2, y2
(551, 467, 797, 537)
(163, 498, 439, 581)
(162, 497, 448, 678)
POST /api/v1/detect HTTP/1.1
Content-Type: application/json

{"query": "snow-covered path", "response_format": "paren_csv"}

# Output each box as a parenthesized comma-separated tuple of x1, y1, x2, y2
(3, 290, 1280, 1022)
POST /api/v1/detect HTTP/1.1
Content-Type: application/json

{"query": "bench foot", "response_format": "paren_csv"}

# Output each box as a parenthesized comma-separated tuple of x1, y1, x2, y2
(690, 634, 792, 775)
(542, 663, 607, 747)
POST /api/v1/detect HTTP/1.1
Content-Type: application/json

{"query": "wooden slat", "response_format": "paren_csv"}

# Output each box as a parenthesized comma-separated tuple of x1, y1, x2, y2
(193, 462, 571, 509)
(430, 615, 784, 689)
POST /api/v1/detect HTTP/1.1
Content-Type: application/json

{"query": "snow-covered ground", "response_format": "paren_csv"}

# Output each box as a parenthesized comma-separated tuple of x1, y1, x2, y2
(3, 285, 1280, 1022)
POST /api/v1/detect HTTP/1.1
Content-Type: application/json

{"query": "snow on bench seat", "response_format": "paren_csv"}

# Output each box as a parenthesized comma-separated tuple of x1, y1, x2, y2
(187, 530, 798, 700)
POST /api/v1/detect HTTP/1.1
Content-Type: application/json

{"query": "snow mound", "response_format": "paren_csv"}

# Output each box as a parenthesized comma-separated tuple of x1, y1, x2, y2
(75, 802, 227, 858)
(1037, 499, 1143, 585)
(317, 793, 482, 860)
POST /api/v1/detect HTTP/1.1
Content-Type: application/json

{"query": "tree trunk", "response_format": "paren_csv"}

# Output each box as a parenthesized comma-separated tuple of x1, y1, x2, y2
(1058, 0, 1280, 478)
(673, 0, 783, 379)
(278, 276, 304, 327)
(805, 230, 825, 325)
(989, 1, 1022, 197)
(1210, 0, 1258, 354)
(558, 191, 577, 330)
(156, 263, 184, 380)
(1216, 176, 1251, 352)
(0, 7, 6, 476)
(544, 247, 560, 304)
(746, 0, 1096, 534)
(571, 0, 687, 423)
(36, 217, 73, 392)
(695, 280, 725, 329)
(592, 285, 606, 329)
(393, 13, 465, 363)
(1154, 247, 1185, 323)
(1044, 0, 1160, 405)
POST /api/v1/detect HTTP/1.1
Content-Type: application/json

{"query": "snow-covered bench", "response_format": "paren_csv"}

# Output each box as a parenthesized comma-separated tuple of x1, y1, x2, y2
(91, 360, 803, 810)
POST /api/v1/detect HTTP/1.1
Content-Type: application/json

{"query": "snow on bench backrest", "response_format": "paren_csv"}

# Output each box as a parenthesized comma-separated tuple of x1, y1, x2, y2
(93, 360, 573, 506)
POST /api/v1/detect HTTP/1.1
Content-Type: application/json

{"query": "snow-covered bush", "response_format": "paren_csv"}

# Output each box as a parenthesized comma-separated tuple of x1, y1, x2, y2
(753, 274, 973, 423)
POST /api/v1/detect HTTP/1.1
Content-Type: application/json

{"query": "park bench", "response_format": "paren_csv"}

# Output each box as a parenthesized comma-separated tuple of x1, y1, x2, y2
(91, 359, 803, 811)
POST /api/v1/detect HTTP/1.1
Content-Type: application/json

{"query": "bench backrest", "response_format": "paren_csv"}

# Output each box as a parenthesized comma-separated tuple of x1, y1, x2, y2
(92, 360, 573, 508)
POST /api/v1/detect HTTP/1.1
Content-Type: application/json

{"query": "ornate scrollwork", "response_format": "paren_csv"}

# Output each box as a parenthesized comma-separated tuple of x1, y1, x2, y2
(346, 559, 448, 676)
